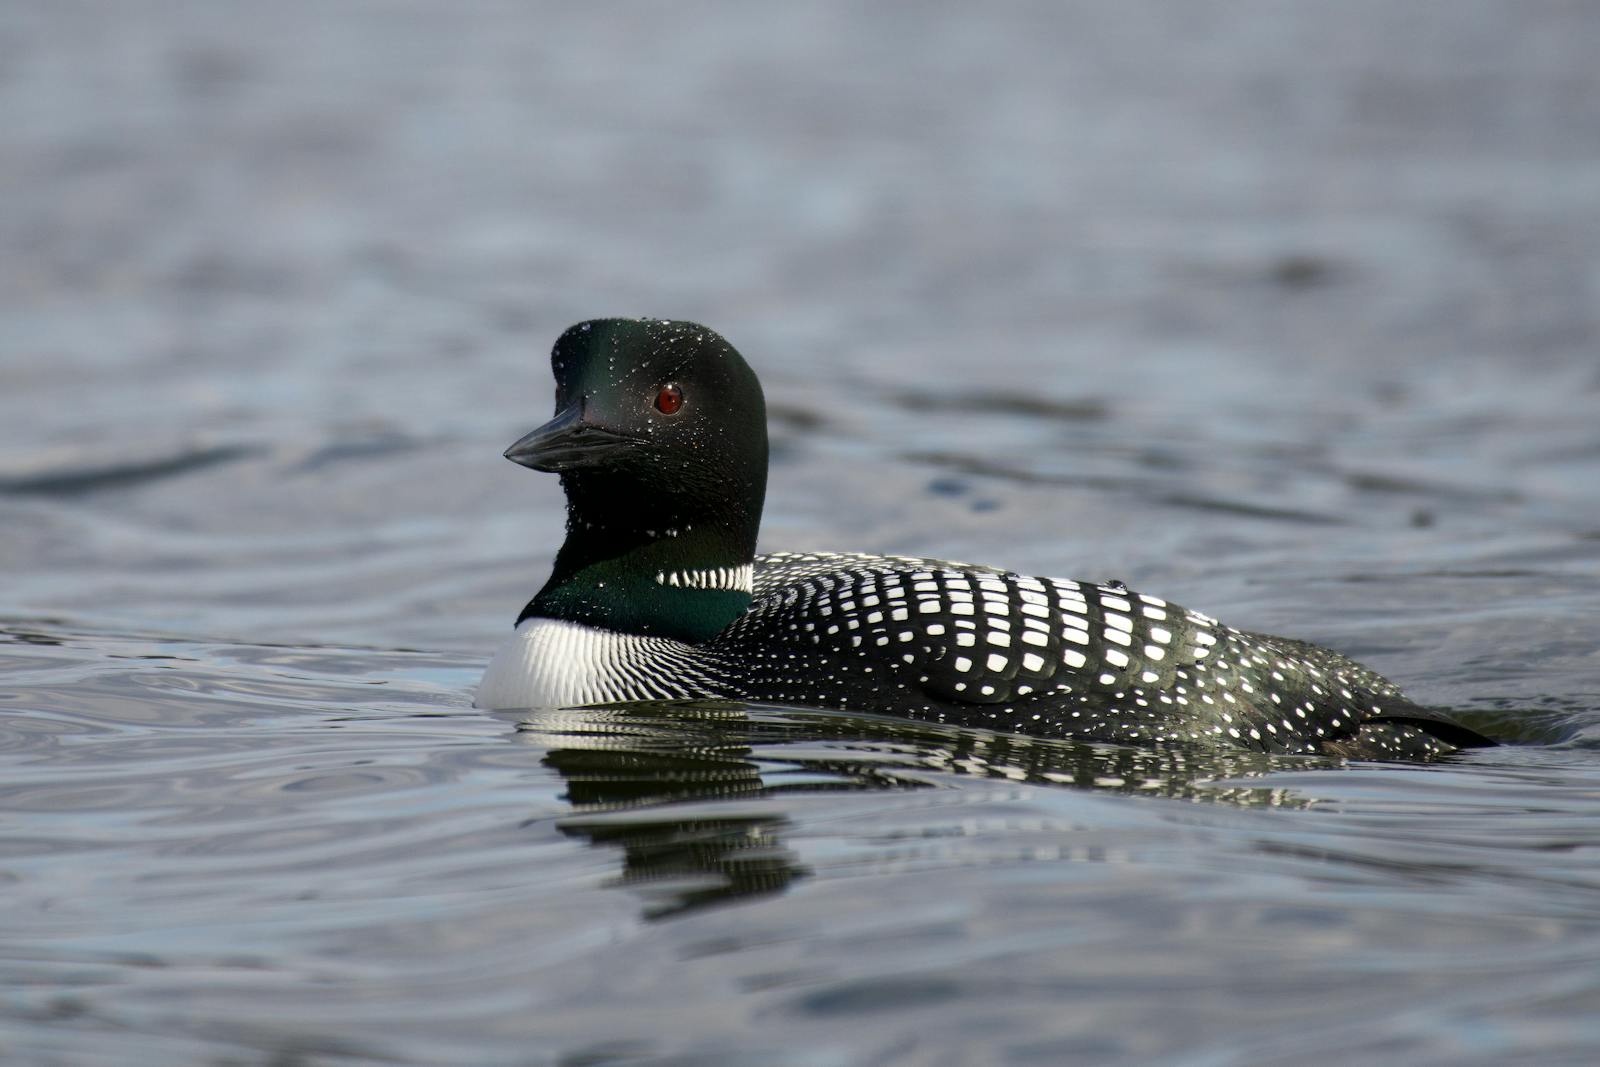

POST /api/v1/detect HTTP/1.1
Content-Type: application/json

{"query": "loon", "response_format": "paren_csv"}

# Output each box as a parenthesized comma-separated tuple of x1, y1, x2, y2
(478, 318, 1494, 761)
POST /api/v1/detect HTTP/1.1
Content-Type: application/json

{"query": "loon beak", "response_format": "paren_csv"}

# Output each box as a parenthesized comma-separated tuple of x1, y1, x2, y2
(504, 403, 636, 472)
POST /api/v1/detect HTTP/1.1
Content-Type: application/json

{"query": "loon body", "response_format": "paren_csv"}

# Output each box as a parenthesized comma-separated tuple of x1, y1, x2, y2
(478, 318, 1493, 760)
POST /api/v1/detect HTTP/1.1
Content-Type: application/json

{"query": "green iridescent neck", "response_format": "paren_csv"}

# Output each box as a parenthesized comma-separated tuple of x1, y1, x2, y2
(520, 485, 759, 642)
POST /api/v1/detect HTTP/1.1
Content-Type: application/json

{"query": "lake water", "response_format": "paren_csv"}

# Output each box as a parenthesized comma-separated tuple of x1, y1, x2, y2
(3, 3, 1599, 1064)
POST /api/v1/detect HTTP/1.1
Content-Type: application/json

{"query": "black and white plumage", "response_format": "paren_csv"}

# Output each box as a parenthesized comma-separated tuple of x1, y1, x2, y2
(478, 318, 1494, 761)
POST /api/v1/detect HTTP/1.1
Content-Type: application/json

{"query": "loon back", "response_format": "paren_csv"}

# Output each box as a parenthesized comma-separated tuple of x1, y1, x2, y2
(715, 551, 1489, 759)
(477, 318, 1495, 761)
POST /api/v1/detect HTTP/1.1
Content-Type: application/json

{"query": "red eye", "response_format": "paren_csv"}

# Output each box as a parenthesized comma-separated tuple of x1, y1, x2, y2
(654, 384, 683, 415)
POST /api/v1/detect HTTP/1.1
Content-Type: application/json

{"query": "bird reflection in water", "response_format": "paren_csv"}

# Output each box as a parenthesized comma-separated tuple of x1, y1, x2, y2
(504, 702, 1319, 920)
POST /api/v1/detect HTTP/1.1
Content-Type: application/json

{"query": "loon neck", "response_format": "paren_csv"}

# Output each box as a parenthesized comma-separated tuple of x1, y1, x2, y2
(520, 478, 759, 642)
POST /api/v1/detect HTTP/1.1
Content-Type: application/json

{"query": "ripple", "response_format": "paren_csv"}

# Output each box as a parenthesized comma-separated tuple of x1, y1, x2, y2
(0, 442, 265, 497)
(1, 616, 1595, 1067)
(5, 774, 193, 813)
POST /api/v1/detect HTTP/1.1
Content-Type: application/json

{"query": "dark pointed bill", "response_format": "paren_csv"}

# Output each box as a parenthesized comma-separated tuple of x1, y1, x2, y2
(504, 405, 638, 472)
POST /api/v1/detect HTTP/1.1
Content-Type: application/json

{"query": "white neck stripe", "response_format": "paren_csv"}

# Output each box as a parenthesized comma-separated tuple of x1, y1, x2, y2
(655, 564, 754, 593)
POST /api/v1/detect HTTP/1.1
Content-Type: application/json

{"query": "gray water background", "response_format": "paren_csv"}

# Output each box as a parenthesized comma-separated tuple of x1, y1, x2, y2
(3, 2, 1600, 1064)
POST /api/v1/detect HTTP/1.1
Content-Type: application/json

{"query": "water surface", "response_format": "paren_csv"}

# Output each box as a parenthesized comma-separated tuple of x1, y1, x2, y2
(3, 3, 1599, 1064)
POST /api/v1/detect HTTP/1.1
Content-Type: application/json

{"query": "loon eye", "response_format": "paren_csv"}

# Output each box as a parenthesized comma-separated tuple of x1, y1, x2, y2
(654, 384, 684, 415)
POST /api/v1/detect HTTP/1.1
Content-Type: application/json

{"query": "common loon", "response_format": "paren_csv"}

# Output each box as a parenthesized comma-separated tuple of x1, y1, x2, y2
(478, 318, 1494, 761)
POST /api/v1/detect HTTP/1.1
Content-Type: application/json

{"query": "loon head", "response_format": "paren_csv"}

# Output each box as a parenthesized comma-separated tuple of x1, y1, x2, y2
(507, 318, 769, 641)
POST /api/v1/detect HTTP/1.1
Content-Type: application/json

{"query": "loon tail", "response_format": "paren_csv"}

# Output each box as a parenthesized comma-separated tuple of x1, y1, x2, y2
(1367, 703, 1498, 750)
(1317, 703, 1498, 759)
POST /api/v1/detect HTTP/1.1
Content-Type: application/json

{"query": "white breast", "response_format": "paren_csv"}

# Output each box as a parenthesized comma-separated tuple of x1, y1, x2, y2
(474, 616, 719, 710)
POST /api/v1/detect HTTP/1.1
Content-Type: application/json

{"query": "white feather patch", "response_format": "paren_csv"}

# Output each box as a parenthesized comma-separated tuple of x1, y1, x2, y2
(475, 617, 717, 709)
(653, 564, 754, 593)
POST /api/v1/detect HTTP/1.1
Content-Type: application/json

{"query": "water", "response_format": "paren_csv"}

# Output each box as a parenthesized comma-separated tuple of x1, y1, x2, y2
(3, 2, 1599, 1064)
